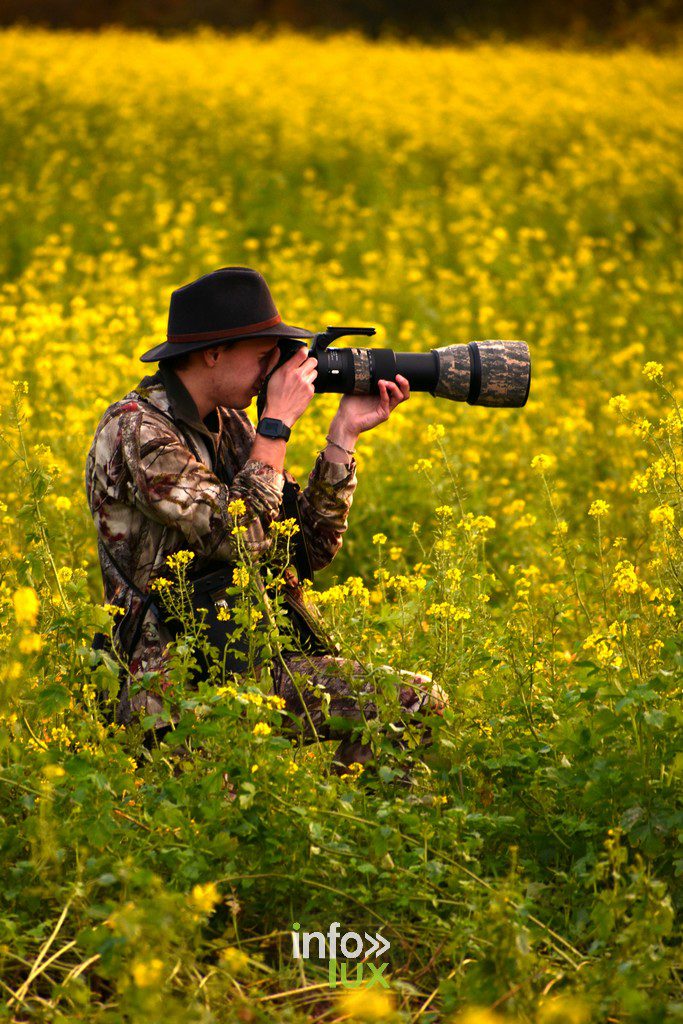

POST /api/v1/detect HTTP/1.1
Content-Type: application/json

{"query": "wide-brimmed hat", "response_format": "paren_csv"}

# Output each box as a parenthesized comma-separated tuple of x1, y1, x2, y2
(140, 266, 314, 363)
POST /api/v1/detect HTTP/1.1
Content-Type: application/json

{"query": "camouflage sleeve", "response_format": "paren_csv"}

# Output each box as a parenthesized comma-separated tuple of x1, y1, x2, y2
(120, 407, 284, 561)
(296, 452, 358, 572)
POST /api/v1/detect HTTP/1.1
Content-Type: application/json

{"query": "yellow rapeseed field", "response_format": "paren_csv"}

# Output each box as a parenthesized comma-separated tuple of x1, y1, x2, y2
(0, 26, 681, 1022)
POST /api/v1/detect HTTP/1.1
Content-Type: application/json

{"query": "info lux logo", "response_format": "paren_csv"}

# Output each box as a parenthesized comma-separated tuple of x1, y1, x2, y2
(291, 922, 391, 988)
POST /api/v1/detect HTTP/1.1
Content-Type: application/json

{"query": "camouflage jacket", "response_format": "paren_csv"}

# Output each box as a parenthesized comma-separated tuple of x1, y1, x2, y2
(85, 363, 357, 726)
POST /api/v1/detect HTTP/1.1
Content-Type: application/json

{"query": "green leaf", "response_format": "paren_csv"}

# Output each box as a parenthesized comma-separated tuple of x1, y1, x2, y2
(643, 709, 665, 730)
(37, 684, 70, 714)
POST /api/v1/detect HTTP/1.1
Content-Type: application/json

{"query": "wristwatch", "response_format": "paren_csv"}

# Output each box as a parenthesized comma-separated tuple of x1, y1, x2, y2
(256, 417, 291, 442)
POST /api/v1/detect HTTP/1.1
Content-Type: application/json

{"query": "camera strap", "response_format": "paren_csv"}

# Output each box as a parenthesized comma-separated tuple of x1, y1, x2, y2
(100, 544, 163, 660)
(281, 478, 314, 584)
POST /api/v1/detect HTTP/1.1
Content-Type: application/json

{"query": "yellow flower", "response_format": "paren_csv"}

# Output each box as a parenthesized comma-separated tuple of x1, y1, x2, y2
(55, 496, 72, 511)
(633, 417, 652, 439)
(253, 722, 271, 737)
(315, 583, 348, 607)
(512, 513, 537, 530)
(530, 453, 555, 473)
(249, 608, 262, 630)
(453, 1010, 505, 1024)
(232, 566, 250, 587)
(642, 361, 664, 381)
(629, 470, 649, 494)
(150, 577, 173, 591)
(227, 499, 247, 517)
(372, 533, 387, 545)
(19, 633, 43, 654)
(103, 603, 125, 616)
(132, 957, 164, 988)
(426, 602, 471, 621)
(472, 515, 496, 533)
(504, 499, 526, 516)
(650, 504, 674, 527)
(611, 559, 640, 595)
(337, 986, 395, 1021)
(608, 394, 631, 414)
(426, 423, 446, 441)
(345, 576, 368, 599)
(219, 946, 249, 973)
(270, 517, 300, 537)
(42, 764, 65, 780)
(166, 549, 195, 570)
(189, 882, 221, 914)
(13, 586, 39, 627)
(588, 499, 610, 518)
(538, 994, 591, 1024)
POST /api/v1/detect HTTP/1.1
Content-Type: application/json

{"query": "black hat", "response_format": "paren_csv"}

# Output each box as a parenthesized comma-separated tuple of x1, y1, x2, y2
(140, 266, 314, 363)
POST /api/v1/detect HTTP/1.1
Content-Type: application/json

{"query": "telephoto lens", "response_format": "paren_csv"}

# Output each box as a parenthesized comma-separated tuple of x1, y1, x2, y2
(257, 329, 531, 419)
(312, 335, 530, 408)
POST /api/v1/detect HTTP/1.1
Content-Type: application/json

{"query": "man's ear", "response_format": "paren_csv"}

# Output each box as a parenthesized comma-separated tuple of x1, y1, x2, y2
(202, 347, 221, 368)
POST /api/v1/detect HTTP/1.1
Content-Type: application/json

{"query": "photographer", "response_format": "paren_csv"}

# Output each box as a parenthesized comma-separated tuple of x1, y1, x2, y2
(86, 267, 446, 775)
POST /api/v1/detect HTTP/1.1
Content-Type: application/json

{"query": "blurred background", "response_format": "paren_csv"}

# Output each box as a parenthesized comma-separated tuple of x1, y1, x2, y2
(2, 0, 682, 45)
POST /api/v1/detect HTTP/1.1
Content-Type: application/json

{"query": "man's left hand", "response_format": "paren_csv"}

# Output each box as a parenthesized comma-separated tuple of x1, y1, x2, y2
(334, 374, 411, 438)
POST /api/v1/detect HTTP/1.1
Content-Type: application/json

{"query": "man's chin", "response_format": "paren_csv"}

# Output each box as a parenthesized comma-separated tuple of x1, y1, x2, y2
(236, 393, 257, 410)
(221, 388, 260, 410)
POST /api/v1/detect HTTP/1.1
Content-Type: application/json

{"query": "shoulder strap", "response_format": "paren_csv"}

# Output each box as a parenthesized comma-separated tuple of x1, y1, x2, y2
(281, 479, 314, 584)
(103, 542, 162, 657)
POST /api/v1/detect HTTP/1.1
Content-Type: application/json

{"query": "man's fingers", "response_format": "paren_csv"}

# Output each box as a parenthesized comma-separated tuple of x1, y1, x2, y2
(390, 376, 410, 401)
(285, 354, 317, 382)
(395, 373, 411, 399)
(377, 380, 391, 417)
(383, 380, 405, 409)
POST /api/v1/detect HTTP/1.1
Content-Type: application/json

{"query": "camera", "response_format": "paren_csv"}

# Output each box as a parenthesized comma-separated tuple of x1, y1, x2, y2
(257, 327, 531, 419)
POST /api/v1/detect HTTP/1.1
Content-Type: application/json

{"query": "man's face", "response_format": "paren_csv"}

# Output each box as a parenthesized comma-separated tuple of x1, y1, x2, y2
(209, 336, 282, 410)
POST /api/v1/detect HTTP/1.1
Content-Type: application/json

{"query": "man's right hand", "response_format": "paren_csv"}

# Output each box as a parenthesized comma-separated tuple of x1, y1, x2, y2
(262, 347, 317, 428)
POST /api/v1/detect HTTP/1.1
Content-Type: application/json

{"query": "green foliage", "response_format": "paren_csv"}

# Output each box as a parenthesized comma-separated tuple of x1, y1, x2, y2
(1, 375, 682, 1021)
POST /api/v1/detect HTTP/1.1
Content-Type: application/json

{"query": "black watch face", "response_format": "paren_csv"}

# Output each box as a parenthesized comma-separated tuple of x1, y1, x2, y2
(259, 418, 287, 438)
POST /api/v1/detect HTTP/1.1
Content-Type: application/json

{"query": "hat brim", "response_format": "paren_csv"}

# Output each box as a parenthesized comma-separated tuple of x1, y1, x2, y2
(139, 321, 315, 363)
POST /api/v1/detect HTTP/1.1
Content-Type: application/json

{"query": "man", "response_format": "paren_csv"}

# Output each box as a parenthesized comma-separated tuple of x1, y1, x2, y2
(86, 266, 445, 774)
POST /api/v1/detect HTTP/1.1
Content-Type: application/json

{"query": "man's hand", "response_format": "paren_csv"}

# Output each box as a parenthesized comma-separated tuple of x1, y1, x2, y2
(328, 373, 410, 448)
(263, 347, 318, 428)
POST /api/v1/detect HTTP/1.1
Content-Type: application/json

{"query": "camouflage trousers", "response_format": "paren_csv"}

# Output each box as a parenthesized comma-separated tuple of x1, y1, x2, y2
(139, 651, 447, 775)
(263, 652, 448, 775)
